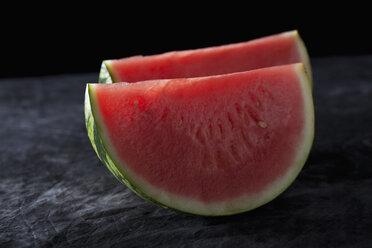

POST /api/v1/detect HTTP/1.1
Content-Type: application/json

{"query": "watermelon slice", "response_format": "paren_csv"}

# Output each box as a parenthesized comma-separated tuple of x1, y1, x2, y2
(85, 63, 314, 216)
(99, 30, 312, 85)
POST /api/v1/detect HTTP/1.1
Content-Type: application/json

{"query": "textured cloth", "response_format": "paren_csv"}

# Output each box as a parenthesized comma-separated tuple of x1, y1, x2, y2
(1, 56, 372, 247)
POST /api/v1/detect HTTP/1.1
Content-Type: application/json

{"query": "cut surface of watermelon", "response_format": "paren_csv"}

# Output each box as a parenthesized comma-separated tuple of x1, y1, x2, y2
(86, 63, 314, 216)
(100, 30, 312, 85)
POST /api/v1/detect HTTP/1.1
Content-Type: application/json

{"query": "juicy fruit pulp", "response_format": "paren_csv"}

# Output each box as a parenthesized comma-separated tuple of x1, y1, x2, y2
(86, 64, 314, 216)
(100, 30, 312, 85)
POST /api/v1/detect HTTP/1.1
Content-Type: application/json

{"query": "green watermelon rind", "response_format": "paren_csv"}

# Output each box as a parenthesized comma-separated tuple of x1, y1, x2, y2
(293, 30, 313, 86)
(84, 64, 315, 216)
(98, 62, 114, 84)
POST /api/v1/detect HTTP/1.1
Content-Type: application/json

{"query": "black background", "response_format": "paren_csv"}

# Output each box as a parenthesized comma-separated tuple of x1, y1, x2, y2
(1, 5, 371, 78)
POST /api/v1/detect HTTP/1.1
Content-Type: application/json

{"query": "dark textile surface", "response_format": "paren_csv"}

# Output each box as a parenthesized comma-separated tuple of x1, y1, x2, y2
(1, 56, 372, 247)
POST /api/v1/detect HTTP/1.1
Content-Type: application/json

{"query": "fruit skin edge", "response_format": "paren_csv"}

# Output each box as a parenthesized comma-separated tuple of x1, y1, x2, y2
(85, 64, 315, 216)
(292, 30, 313, 86)
(98, 62, 114, 84)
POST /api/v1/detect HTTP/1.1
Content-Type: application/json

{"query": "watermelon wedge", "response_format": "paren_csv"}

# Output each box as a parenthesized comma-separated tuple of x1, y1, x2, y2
(85, 63, 314, 216)
(99, 30, 312, 85)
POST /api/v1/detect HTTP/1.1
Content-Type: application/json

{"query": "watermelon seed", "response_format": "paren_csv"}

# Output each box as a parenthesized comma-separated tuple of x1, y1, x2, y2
(258, 121, 267, 128)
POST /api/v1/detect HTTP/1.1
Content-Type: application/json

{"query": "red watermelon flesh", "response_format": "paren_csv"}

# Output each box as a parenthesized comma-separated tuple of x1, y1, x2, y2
(87, 63, 314, 215)
(102, 30, 312, 84)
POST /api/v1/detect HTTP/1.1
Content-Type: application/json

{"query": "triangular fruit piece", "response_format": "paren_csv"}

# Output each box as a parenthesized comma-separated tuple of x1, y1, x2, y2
(85, 63, 314, 216)
(100, 30, 312, 85)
